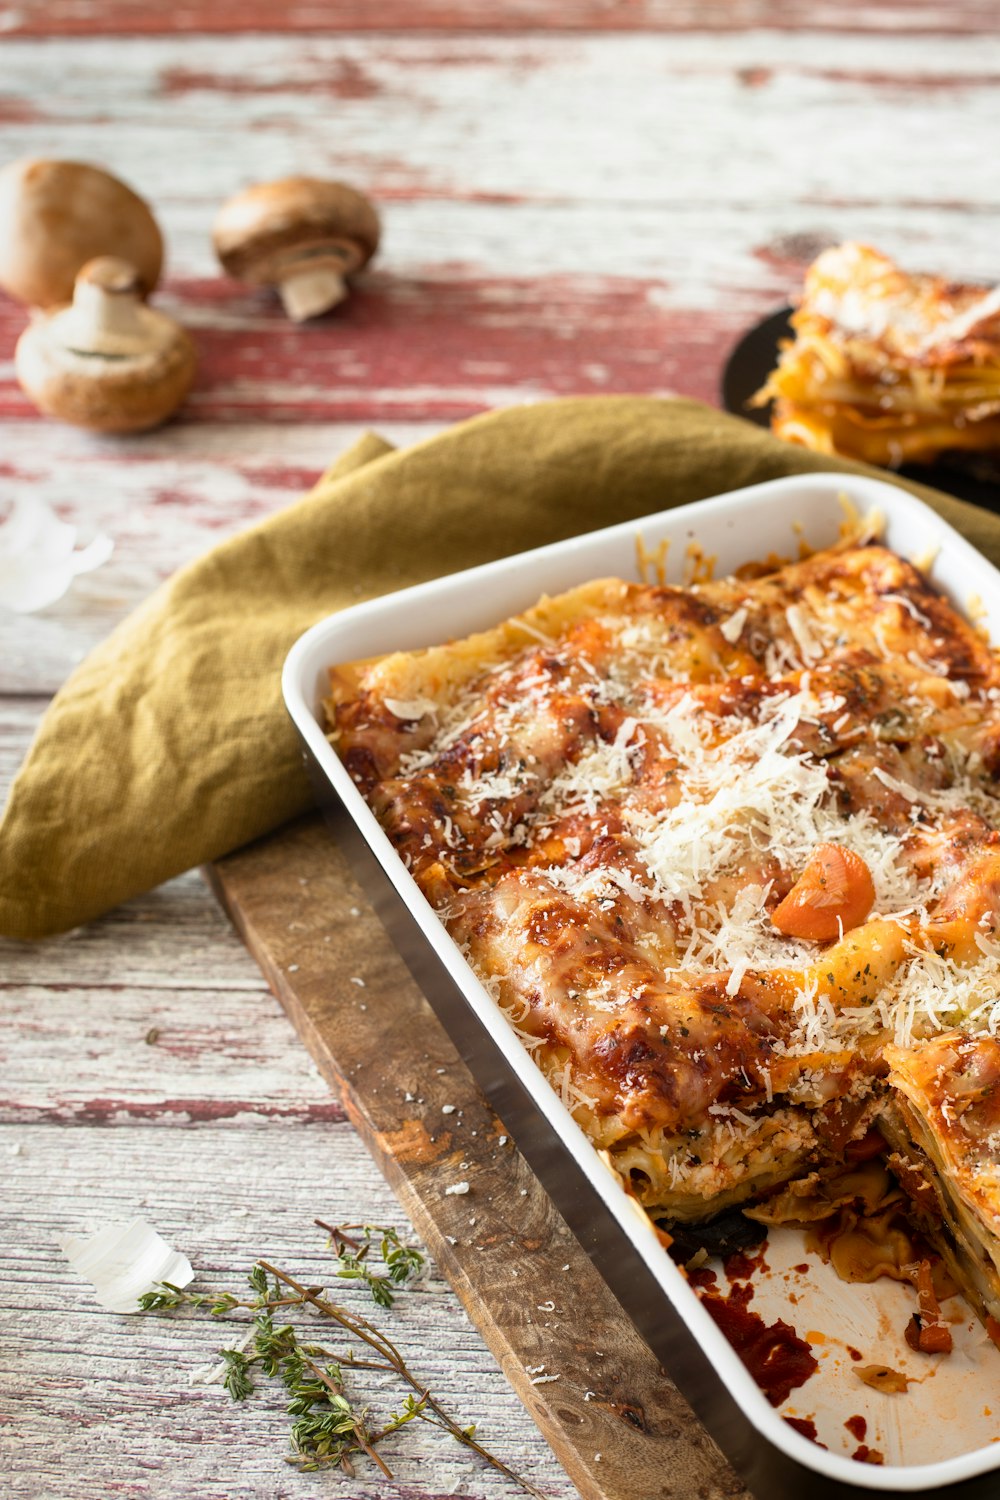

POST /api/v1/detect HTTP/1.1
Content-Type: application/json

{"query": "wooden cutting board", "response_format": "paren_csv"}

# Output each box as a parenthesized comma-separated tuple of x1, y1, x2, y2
(208, 814, 749, 1500)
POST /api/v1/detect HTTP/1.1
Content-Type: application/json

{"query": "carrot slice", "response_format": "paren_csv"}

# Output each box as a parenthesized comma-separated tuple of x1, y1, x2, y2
(771, 843, 876, 942)
(913, 1260, 953, 1355)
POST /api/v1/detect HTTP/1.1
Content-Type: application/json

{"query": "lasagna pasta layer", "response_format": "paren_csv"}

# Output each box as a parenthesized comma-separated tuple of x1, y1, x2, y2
(755, 242, 1000, 468)
(880, 1035, 1000, 1325)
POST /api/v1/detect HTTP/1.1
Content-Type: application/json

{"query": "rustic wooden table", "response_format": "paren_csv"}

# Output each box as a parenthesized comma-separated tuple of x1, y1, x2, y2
(3, 5, 999, 1497)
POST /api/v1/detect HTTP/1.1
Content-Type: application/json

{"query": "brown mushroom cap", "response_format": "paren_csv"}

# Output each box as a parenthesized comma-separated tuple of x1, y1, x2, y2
(0, 158, 163, 309)
(15, 256, 196, 433)
(212, 176, 380, 285)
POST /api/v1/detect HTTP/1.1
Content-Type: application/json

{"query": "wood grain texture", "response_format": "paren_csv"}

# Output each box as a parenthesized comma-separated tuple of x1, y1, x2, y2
(2, 1122, 572, 1500)
(7, 0, 1000, 34)
(209, 815, 749, 1500)
(0, 274, 728, 423)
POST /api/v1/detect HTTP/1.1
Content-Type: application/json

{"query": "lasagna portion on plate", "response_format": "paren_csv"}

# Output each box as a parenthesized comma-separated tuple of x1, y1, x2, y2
(754, 242, 1000, 468)
(325, 524, 1000, 1339)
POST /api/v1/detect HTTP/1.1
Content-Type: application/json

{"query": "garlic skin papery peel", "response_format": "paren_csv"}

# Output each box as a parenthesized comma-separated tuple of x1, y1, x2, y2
(58, 1217, 194, 1313)
(0, 493, 113, 613)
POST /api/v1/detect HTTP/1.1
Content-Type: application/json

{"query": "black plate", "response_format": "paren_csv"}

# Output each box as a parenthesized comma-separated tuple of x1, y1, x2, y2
(720, 306, 1000, 513)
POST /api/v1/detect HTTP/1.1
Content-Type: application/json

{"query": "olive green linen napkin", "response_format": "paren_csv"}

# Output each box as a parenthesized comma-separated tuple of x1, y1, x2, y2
(3, 395, 998, 941)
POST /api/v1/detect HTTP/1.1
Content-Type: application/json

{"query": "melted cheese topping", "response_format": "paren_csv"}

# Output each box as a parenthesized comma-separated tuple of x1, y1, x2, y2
(327, 534, 1000, 1242)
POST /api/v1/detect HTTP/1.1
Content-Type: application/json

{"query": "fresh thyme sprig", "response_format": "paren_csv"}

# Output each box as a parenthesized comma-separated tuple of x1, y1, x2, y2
(315, 1217, 425, 1308)
(138, 1224, 548, 1496)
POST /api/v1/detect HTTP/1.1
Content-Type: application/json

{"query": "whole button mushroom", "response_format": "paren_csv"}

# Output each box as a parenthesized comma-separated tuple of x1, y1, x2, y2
(212, 176, 380, 321)
(0, 158, 163, 310)
(15, 256, 197, 433)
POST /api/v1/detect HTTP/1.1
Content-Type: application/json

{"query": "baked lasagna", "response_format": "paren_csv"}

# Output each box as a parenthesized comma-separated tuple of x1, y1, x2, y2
(325, 520, 1000, 1344)
(754, 242, 1000, 468)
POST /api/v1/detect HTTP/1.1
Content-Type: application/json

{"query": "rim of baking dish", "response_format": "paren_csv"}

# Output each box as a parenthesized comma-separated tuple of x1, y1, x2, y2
(284, 471, 1000, 1492)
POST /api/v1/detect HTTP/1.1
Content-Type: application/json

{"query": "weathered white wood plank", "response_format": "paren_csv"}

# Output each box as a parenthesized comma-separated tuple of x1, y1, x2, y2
(0, 423, 441, 693)
(1, 33, 998, 230)
(0, 33, 996, 508)
(0, 981, 348, 1124)
(0, 707, 570, 1496)
(0, 705, 390, 1123)
(0, 869, 267, 991)
(1, 1122, 572, 1500)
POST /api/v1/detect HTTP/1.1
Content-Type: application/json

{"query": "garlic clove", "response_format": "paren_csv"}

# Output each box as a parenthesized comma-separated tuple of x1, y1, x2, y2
(0, 493, 113, 613)
(58, 1217, 194, 1314)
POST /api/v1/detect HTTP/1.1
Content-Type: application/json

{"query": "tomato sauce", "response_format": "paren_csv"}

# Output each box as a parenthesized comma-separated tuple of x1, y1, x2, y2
(784, 1416, 825, 1446)
(698, 1281, 818, 1407)
(723, 1246, 767, 1281)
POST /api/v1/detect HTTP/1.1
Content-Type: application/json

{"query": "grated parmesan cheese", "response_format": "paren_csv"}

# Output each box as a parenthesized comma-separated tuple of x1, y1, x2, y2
(383, 695, 438, 722)
(720, 606, 748, 644)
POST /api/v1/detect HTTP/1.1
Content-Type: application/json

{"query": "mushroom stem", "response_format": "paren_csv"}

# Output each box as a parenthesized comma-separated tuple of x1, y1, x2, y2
(212, 178, 380, 322)
(278, 266, 349, 322)
(15, 253, 197, 433)
(60, 257, 149, 356)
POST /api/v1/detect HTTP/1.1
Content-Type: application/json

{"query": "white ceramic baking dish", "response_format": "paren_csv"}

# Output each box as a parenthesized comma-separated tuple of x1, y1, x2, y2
(284, 473, 1000, 1498)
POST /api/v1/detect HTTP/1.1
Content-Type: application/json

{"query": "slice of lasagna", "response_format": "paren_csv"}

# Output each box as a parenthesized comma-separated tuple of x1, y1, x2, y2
(325, 524, 1000, 1336)
(754, 242, 1000, 468)
(882, 1034, 1000, 1329)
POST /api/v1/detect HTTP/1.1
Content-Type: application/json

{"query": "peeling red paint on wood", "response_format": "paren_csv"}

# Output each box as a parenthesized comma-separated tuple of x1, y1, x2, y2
(808, 66, 1000, 88)
(154, 56, 1000, 103)
(158, 46, 551, 100)
(2, 1096, 349, 1126)
(0, 99, 47, 123)
(158, 58, 386, 100)
(8, 0, 1000, 34)
(0, 274, 756, 423)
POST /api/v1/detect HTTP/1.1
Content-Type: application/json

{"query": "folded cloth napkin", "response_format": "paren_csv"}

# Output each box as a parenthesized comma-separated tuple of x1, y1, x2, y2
(3, 395, 998, 941)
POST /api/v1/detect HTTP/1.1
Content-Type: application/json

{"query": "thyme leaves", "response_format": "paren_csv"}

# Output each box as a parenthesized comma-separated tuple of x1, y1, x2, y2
(138, 1223, 547, 1496)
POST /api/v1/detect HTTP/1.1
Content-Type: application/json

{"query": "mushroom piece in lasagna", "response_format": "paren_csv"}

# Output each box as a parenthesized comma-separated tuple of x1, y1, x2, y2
(325, 526, 1000, 1335)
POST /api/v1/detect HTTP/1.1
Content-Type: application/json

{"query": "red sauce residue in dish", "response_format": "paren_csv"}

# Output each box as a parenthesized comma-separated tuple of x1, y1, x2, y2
(784, 1416, 826, 1447)
(723, 1246, 767, 1281)
(793, 1263, 810, 1275)
(845, 1415, 867, 1442)
(847, 1346, 863, 1362)
(687, 1265, 718, 1290)
(852, 1446, 885, 1466)
(698, 1281, 818, 1407)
